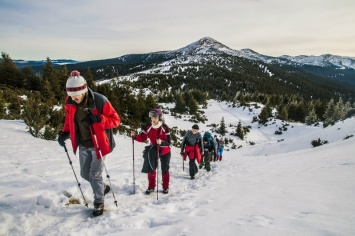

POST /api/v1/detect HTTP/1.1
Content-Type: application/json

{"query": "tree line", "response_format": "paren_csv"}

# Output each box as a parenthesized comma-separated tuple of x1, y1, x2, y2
(1, 52, 355, 145)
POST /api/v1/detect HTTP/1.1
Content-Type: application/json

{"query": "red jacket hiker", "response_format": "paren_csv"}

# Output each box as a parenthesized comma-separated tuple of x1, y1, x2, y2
(62, 89, 120, 158)
(131, 108, 171, 194)
(57, 70, 120, 217)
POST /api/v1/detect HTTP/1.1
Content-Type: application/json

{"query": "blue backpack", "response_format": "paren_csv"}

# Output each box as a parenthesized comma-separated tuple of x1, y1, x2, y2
(203, 131, 214, 147)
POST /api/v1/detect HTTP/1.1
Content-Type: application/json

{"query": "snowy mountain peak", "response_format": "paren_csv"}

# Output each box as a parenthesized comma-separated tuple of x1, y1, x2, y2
(194, 37, 227, 48)
(175, 37, 233, 56)
(173, 37, 355, 70)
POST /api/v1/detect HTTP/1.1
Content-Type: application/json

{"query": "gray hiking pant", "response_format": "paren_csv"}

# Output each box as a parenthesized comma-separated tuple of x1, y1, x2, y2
(78, 145, 105, 204)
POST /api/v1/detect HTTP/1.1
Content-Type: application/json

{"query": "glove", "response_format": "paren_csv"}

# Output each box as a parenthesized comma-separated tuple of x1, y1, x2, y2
(180, 152, 186, 161)
(84, 114, 101, 126)
(58, 131, 69, 147)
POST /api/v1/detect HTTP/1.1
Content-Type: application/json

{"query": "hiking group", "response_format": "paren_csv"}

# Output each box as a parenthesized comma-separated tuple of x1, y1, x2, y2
(180, 126, 224, 179)
(57, 70, 225, 216)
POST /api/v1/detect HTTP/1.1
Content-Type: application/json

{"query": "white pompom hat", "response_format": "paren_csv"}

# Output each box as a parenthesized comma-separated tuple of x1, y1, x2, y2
(66, 70, 88, 96)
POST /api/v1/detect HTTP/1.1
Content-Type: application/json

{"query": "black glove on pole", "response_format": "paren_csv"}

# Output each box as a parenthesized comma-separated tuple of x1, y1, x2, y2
(58, 131, 69, 147)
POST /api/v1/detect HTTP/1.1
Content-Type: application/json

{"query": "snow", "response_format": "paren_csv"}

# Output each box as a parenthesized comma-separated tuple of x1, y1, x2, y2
(1, 100, 355, 236)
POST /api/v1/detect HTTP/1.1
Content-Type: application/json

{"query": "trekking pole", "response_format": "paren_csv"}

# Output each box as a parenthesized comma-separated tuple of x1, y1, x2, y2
(156, 143, 160, 200)
(183, 157, 184, 171)
(89, 125, 118, 207)
(132, 137, 136, 194)
(63, 144, 88, 207)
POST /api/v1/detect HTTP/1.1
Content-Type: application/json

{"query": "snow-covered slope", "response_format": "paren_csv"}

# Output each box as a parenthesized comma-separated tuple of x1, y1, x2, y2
(1, 100, 355, 235)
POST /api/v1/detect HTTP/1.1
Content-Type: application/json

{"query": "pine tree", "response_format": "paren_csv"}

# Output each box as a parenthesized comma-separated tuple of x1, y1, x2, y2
(135, 90, 146, 123)
(6, 93, 22, 119)
(183, 91, 198, 114)
(280, 106, 288, 121)
(323, 98, 335, 126)
(343, 101, 353, 119)
(0, 91, 6, 119)
(334, 97, 345, 121)
(305, 107, 318, 125)
(258, 103, 272, 124)
(43, 58, 61, 96)
(236, 121, 244, 140)
(20, 66, 41, 91)
(0, 52, 22, 88)
(56, 66, 69, 102)
(145, 94, 158, 112)
(344, 101, 352, 112)
(22, 96, 51, 138)
(85, 68, 97, 91)
(40, 78, 56, 104)
(218, 117, 227, 136)
(173, 93, 186, 113)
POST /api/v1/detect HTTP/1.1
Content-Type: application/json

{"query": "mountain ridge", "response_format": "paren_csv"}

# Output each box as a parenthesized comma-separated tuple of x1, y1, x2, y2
(12, 37, 355, 70)
(11, 37, 355, 91)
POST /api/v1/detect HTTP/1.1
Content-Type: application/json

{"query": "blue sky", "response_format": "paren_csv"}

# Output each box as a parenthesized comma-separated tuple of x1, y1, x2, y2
(1, 0, 354, 61)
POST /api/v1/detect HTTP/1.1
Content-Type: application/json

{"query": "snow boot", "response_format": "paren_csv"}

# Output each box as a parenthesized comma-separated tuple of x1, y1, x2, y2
(145, 189, 154, 195)
(93, 202, 104, 217)
(163, 189, 169, 194)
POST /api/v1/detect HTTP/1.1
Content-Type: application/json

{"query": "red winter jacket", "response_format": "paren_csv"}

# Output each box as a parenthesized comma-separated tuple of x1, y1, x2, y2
(62, 89, 120, 158)
(183, 145, 201, 164)
(134, 122, 171, 156)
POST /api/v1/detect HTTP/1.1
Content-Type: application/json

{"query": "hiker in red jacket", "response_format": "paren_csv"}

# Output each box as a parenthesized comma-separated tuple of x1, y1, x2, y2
(131, 108, 171, 194)
(57, 70, 120, 216)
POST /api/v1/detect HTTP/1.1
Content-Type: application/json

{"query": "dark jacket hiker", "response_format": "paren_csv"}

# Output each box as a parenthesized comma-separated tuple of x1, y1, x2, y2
(181, 124, 204, 179)
(200, 131, 217, 171)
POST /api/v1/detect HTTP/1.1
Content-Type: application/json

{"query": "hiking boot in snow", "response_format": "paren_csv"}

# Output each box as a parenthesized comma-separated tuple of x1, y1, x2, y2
(93, 202, 104, 217)
(191, 175, 195, 180)
(145, 189, 154, 195)
(163, 189, 169, 194)
(199, 164, 203, 169)
(206, 165, 211, 172)
(104, 184, 110, 196)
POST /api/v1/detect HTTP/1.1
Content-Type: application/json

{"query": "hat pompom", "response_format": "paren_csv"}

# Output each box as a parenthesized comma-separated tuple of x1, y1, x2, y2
(70, 70, 80, 76)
